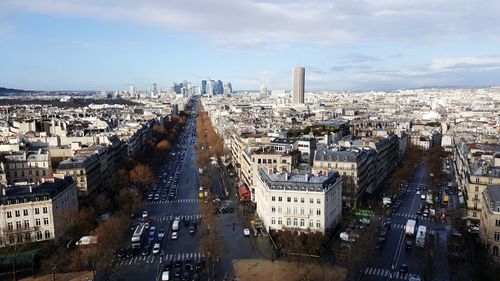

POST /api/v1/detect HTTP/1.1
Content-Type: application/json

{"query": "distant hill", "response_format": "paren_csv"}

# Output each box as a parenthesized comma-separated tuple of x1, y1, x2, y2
(0, 87, 30, 95)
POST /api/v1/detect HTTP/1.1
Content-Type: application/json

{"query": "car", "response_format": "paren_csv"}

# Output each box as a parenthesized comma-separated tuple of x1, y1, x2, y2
(152, 243, 161, 254)
(189, 224, 196, 234)
(400, 264, 408, 274)
(148, 194, 153, 200)
(359, 218, 371, 225)
(144, 222, 150, 229)
(142, 211, 148, 218)
(405, 240, 413, 250)
(384, 218, 392, 228)
(420, 194, 426, 200)
(185, 258, 193, 271)
(194, 260, 205, 272)
(416, 190, 421, 195)
(158, 229, 165, 239)
(243, 228, 251, 236)
(161, 270, 170, 281)
(116, 248, 126, 258)
(164, 261, 173, 271)
(171, 231, 178, 240)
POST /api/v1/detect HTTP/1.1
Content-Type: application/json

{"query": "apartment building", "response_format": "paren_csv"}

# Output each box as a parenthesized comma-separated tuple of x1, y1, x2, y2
(255, 168, 342, 234)
(2, 150, 53, 184)
(313, 147, 375, 208)
(480, 185, 500, 262)
(454, 142, 500, 226)
(0, 177, 78, 247)
(56, 154, 102, 197)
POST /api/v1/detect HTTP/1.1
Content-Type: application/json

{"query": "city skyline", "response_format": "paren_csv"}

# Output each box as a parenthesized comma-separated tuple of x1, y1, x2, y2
(1, 1, 500, 91)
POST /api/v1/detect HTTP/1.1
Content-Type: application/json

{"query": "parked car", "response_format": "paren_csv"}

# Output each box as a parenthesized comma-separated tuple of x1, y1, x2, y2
(243, 228, 251, 236)
(171, 231, 178, 240)
(152, 243, 160, 254)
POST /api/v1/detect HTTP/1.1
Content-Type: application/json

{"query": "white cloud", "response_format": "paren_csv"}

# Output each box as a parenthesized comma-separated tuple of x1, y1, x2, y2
(429, 57, 500, 71)
(5, 0, 500, 50)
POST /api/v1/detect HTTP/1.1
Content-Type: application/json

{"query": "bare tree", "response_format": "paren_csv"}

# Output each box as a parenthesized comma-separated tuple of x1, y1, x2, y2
(129, 164, 155, 191)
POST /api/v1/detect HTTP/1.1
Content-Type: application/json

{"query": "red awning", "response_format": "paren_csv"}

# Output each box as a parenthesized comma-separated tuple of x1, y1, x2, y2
(238, 184, 251, 199)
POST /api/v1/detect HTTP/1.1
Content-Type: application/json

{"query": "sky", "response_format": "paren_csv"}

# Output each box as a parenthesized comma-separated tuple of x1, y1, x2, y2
(1, 0, 500, 91)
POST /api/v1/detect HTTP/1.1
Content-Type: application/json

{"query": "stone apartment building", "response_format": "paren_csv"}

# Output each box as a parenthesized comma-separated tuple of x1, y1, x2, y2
(480, 185, 500, 262)
(56, 154, 102, 197)
(0, 177, 78, 247)
(2, 150, 53, 185)
(255, 168, 342, 234)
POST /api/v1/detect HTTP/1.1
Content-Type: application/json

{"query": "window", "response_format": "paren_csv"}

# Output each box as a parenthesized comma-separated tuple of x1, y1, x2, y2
(287, 207, 291, 214)
(317, 198, 321, 204)
(293, 197, 297, 203)
(15, 210, 20, 217)
(271, 217, 276, 225)
(44, 218, 49, 225)
(496, 220, 500, 227)
(475, 178, 479, 183)
(317, 209, 321, 216)
(287, 197, 291, 202)
(278, 217, 282, 225)
(286, 218, 291, 226)
(293, 207, 297, 215)
(273, 159, 277, 164)
(44, 230, 51, 239)
(24, 220, 29, 228)
(23, 209, 28, 216)
(6, 211, 11, 218)
(278, 196, 282, 202)
(271, 196, 276, 202)
(474, 194, 478, 200)
(36, 231, 42, 240)
(7, 222, 13, 230)
(35, 219, 41, 226)
(25, 233, 31, 241)
(310, 198, 314, 204)
(35, 208, 40, 215)
(495, 232, 500, 241)
(43, 207, 48, 214)
(17, 234, 23, 243)
(300, 219, 305, 227)
(257, 159, 261, 164)
(309, 220, 314, 228)
(277, 207, 282, 214)
(263, 159, 267, 164)
(316, 220, 321, 228)
(309, 208, 313, 215)
(301, 198, 304, 203)
(493, 246, 499, 257)
(300, 208, 304, 215)
(475, 186, 479, 192)
(16, 221, 21, 229)
(473, 211, 477, 217)
(271, 206, 276, 213)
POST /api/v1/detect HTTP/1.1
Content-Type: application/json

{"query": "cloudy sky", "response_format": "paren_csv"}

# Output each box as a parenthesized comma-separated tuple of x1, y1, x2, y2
(1, 0, 500, 91)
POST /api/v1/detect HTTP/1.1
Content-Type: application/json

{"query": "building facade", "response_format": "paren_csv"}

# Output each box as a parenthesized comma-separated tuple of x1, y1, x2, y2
(0, 177, 78, 247)
(480, 185, 500, 262)
(255, 168, 342, 234)
(56, 155, 102, 197)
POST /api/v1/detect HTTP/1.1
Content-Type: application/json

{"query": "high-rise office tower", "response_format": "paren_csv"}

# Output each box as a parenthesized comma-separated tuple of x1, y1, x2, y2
(292, 67, 305, 104)
(128, 85, 135, 97)
(152, 83, 158, 94)
(201, 80, 207, 95)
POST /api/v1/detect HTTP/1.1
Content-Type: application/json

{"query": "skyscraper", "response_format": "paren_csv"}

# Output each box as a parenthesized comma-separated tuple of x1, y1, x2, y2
(292, 67, 305, 104)
(201, 80, 207, 96)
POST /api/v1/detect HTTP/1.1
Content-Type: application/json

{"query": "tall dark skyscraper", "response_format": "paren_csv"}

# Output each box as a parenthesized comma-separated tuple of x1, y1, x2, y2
(201, 80, 207, 96)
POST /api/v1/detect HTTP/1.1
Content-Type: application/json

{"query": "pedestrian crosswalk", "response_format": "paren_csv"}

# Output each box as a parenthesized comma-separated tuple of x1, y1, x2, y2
(115, 252, 205, 267)
(393, 212, 433, 221)
(146, 198, 201, 205)
(153, 214, 202, 222)
(363, 267, 419, 280)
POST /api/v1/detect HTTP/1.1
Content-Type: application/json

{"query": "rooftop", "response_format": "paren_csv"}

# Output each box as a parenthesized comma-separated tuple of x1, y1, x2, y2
(0, 177, 75, 205)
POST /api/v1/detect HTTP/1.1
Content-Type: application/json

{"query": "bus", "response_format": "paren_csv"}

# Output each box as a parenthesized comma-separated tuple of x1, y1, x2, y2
(131, 223, 146, 249)
(415, 225, 427, 247)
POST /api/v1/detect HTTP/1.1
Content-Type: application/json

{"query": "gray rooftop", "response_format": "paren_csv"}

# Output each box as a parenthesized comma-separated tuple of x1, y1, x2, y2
(0, 177, 74, 205)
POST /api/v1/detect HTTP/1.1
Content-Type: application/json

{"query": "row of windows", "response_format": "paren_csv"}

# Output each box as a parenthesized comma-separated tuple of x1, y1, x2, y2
(257, 158, 288, 164)
(6, 217, 50, 229)
(10, 169, 47, 178)
(271, 206, 321, 216)
(270, 217, 321, 228)
(0, 230, 51, 245)
(6, 207, 48, 218)
(7, 162, 48, 169)
(272, 196, 321, 204)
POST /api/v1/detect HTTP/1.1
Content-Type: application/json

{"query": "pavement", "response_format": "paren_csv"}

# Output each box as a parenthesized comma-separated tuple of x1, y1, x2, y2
(360, 162, 454, 281)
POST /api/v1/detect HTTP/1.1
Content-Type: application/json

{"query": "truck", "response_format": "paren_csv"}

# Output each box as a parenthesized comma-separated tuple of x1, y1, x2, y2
(76, 235, 97, 246)
(131, 223, 146, 249)
(405, 219, 416, 236)
(172, 218, 180, 231)
(415, 225, 427, 247)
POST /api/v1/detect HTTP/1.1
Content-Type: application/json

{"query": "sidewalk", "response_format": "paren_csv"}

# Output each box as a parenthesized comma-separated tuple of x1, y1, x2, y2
(20, 272, 93, 281)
